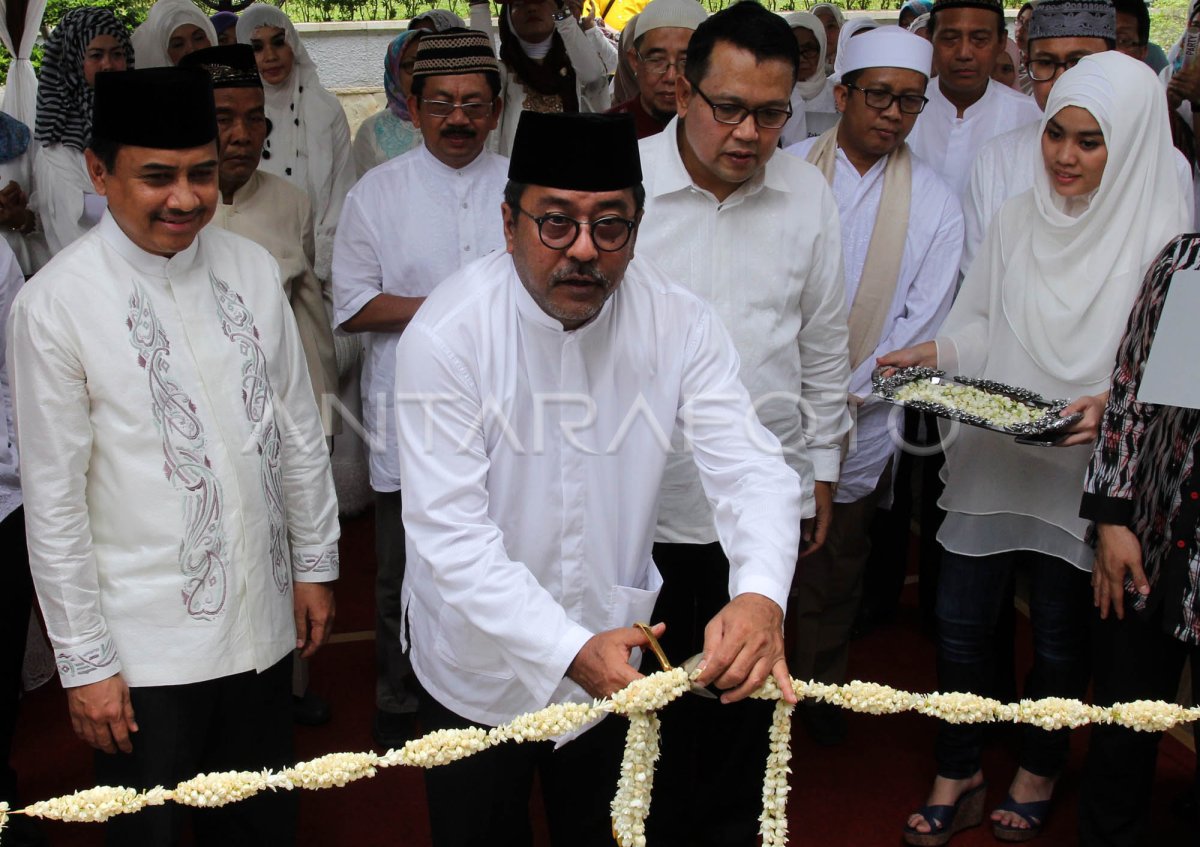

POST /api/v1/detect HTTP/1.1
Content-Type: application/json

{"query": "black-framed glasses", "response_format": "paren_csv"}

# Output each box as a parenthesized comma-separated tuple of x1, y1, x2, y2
(636, 51, 686, 76)
(516, 207, 637, 252)
(693, 85, 792, 129)
(419, 98, 495, 119)
(844, 83, 928, 115)
(1025, 57, 1083, 82)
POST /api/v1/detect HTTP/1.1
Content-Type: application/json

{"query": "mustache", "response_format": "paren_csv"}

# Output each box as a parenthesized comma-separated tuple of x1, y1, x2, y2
(154, 207, 207, 224)
(441, 127, 477, 139)
(550, 262, 610, 287)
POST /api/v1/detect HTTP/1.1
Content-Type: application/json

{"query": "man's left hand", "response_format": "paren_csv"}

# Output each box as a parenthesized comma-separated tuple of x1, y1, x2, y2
(800, 480, 834, 557)
(693, 593, 797, 705)
(294, 582, 336, 659)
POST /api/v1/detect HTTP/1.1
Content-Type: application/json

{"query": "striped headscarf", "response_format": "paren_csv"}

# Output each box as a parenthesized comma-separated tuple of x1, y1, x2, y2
(34, 8, 134, 151)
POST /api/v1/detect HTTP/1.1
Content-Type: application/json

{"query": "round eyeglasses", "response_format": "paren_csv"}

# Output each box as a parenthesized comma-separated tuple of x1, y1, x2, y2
(517, 207, 636, 252)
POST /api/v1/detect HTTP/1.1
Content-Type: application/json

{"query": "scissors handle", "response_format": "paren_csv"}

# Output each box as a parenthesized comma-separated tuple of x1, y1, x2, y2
(633, 622, 672, 672)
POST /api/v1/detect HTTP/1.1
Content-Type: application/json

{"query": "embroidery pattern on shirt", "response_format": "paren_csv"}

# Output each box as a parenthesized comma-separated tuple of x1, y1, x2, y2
(210, 273, 290, 594)
(56, 641, 118, 681)
(127, 282, 229, 620)
(293, 547, 338, 575)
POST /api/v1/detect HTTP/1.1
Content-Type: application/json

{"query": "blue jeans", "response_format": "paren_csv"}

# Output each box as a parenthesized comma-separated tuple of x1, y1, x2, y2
(934, 549, 1091, 779)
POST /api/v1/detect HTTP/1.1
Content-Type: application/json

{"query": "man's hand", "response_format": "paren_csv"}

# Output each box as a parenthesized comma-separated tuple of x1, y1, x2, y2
(1093, 523, 1149, 620)
(67, 675, 138, 754)
(567, 622, 665, 699)
(693, 594, 796, 705)
(1169, 60, 1200, 105)
(294, 582, 336, 659)
(1056, 393, 1108, 447)
(800, 480, 834, 558)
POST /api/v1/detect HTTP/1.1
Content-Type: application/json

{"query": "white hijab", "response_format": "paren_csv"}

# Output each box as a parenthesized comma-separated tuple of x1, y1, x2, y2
(236, 4, 333, 193)
(831, 17, 878, 80)
(1001, 51, 1190, 386)
(130, 0, 218, 68)
(784, 12, 828, 101)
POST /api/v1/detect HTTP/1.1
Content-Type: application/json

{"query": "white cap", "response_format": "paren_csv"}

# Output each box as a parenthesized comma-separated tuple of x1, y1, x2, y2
(839, 25, 933, 77)
(634, 0, 707, 39)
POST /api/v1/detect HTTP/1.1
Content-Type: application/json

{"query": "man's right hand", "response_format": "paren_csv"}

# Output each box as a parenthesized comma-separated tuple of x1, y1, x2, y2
(566, 622, 666, 699)
(67, 674, 138, 754)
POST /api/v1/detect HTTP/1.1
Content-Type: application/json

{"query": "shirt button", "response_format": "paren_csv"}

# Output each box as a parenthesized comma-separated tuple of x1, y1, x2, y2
(1191, 492, 1199, 500)
(462, 202, 468, 209)
(1178, 540, 1188, 549)
(464, 245, 471, 251)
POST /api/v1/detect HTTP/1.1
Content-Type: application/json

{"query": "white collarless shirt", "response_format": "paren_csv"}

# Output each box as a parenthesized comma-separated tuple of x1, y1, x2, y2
(907, 78, 1041, 199)
(395, 251, 803, 726)
(7, 213, 340, 688)
(332, 145, 509, 492)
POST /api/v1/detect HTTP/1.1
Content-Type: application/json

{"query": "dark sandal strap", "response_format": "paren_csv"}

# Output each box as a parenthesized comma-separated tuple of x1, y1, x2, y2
(994, 796, 1051, 831)
(905, 804, 957, 834)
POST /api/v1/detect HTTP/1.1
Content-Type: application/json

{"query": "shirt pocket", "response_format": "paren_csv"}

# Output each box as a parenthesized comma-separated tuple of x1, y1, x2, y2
(605, 562, 664, 631)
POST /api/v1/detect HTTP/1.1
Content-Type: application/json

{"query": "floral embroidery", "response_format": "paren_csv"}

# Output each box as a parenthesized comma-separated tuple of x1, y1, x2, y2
(127, 283, 228, 620)
(210, 273, 289, 593)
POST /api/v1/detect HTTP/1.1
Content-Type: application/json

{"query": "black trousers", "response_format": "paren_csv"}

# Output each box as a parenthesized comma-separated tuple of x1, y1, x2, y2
(0, 507, 32, 806)
(94, 655, 297, 847)
(643, 541, 774, 847)
(418, 690, 627, 847)
(1079, 608, 1200, 846)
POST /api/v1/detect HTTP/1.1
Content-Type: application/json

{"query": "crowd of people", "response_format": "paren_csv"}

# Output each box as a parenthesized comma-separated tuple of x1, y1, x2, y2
(0, 0, 1198, 845)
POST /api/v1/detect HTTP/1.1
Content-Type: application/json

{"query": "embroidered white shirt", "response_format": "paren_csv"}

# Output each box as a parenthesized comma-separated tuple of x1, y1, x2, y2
(0, 238, 23, 523)
(786, 140, 963, 503)
(906, 78, 1042, 199)
(7, 213, 340, 688)
(332, 144, 509, 492)
(395, 250, 803, 726)
(636, 119, 851, 542)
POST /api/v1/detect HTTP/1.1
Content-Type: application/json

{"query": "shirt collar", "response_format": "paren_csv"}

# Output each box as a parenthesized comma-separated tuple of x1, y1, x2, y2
(648, 116, 790, 202)
(97, 210, 202, 278)
(419, 143, 492, 178)
(225, 170, 263, 208)
(931, 78, 997, 121)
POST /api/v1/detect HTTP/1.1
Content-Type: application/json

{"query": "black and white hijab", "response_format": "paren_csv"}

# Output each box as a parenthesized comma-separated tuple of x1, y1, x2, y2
(34, 8, 134, 151)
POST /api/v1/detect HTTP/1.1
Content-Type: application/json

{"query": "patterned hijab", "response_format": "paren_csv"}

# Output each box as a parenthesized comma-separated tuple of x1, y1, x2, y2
(35, 8, 134, 151)
(385, 30, 421, 120)
(498, 4, 578, 113)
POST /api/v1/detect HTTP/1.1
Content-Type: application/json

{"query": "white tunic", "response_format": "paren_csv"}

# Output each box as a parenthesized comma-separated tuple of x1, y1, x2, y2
(963, 119, 1196, 274)
(786, 139, 963, 503)
(637, 119, 851, 542)
(395, 250, 803, 726)
(33, 143, 105, 256)
(907, 79, 1041, 199)
(331, 145, 509, 492)
(6, 213, 340, 688)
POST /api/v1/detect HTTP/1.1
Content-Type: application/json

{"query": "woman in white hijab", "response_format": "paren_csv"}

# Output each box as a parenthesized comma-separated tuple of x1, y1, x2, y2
(237, 4, 354, 283)
(780, 11, 838, 147)
(811, 2, 845, 75)
(830, 16, 878, 79)
(130, 0, 217, 68)
(882, 51, 1190, 846)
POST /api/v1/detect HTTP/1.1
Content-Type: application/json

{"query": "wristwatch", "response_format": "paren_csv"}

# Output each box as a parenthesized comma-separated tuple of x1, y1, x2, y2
(552, 5, 572, 21)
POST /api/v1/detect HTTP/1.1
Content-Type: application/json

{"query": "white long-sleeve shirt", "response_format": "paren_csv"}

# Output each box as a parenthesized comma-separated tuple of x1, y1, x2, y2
(907, 78, 1042, 199)
(786, 140, 963, 503)
(962, 119, 1196, 274)
(636, 119, 851, 541)
(332, 145, 509, 492)
(7, 213, 340, 689)
(395, 250, 803, 727)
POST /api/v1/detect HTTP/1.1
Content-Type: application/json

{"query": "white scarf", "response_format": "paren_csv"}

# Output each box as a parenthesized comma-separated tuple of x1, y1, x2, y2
(784, 12, 829, 101)
(129, 0, 218, 68)
(1001, 51, 1190, 386)
(510, 5, 553, 60)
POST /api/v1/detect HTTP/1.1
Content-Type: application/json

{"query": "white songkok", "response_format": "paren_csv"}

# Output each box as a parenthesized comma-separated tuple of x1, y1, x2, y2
(635, 0, 707, 37)
(839, 25, 933, 78)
